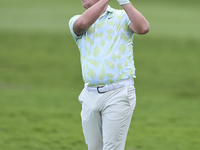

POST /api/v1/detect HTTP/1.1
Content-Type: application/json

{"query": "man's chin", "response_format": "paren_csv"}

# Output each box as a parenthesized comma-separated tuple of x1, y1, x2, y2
(82, 2, 92, 9)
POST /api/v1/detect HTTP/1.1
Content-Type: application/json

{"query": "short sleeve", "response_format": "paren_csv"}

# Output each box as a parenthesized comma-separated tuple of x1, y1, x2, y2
(69, 15, 82, 41)
(121, 10, 134, 33)
(123, 11, 131, 26)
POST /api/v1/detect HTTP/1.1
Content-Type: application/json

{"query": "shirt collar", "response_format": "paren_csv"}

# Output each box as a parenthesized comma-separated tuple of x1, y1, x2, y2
(100, 5, 114, 18)
(107, 5, 114, 13)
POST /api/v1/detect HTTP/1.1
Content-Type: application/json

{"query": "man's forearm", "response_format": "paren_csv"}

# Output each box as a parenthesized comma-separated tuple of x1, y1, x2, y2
(122, 3, 149, 34)
(74, 0, 110, 36)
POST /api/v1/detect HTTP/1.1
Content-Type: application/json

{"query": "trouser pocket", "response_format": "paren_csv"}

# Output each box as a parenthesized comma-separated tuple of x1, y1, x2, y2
(127, 85, 136, 111)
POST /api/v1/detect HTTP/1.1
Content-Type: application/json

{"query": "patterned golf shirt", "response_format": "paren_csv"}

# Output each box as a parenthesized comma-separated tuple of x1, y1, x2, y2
(69, 5, 136, 86)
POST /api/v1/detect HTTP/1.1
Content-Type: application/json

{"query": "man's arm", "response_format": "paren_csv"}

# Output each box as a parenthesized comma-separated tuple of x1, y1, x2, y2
(122, 3, 149, 34)
(73, 0, 110, 36)
(116, 0, 149, 34)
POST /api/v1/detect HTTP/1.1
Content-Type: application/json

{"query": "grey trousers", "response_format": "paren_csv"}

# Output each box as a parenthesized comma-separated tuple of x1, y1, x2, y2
(78, 85, 136, 150)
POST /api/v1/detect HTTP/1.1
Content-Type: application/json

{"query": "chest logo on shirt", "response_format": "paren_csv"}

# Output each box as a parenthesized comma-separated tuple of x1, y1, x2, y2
(108, 16, 114, 20)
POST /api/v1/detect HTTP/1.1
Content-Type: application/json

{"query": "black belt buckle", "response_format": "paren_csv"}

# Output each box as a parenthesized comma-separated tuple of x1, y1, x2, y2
(97, 86, 105, 94)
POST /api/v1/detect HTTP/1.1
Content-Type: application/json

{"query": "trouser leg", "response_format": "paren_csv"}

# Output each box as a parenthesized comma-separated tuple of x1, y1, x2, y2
(82, 111, 103, 150)
(102, 111, 133, 150)
(79, 89, 103, 150)
(102, 86, 136, 150)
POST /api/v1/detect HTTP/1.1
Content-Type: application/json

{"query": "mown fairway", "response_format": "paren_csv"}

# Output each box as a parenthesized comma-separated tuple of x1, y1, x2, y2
(0, 0, 200, 150)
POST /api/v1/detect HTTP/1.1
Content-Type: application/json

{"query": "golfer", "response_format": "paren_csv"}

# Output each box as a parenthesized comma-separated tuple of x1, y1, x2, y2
(69, 0, 149, 149)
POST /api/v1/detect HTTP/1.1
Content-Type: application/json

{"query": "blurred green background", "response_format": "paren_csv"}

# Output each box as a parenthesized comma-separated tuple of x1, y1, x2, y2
(0, 0, 200, 150)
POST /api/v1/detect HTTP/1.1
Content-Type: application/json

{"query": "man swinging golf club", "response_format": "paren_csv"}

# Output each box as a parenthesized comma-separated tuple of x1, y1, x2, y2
(69, 0, 149, 149)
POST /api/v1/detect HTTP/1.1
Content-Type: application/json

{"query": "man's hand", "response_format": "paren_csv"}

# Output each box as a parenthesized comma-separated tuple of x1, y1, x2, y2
(116, 0, 130, 5)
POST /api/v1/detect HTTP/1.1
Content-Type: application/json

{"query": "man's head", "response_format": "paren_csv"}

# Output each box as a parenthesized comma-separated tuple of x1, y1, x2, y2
(81, 0, 100, 9)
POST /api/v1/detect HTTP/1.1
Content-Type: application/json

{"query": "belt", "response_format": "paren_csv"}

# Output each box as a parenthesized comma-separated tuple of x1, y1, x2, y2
(85, 79, 134, 94)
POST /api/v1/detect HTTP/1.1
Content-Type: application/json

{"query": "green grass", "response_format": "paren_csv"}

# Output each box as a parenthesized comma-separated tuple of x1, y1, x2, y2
(0, 0, 200, 149)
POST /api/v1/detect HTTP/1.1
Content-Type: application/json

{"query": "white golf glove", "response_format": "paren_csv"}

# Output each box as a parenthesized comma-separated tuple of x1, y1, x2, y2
(116, 0, 130, 5)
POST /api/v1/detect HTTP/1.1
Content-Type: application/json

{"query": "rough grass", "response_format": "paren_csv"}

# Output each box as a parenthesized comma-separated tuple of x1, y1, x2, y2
(0, 0, 200, 149)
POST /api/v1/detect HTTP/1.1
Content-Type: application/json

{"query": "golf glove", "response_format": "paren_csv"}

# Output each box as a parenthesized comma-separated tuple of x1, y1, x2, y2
(116, 0, 130, 5)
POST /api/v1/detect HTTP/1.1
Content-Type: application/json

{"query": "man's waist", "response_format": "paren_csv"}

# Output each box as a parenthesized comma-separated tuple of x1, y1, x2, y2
(84, 78, 134, 94)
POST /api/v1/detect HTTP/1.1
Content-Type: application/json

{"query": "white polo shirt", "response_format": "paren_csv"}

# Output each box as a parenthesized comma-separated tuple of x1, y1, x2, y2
(69, 5, 136, 86)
